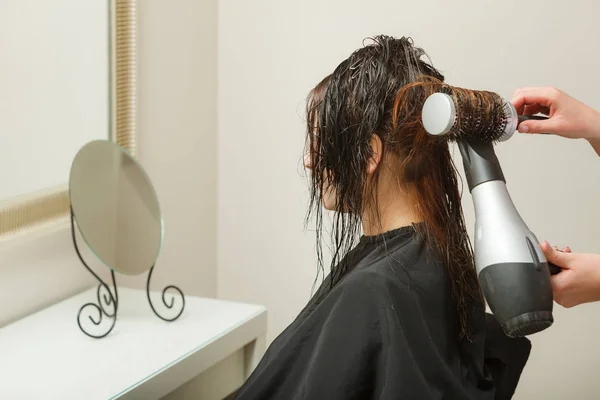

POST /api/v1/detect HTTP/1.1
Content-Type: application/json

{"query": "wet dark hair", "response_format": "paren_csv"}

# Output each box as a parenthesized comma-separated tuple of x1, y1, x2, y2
(305, 35, 481, 340)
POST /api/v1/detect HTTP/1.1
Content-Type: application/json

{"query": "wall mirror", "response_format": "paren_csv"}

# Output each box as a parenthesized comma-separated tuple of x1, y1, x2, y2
(0, 0, 137, 241)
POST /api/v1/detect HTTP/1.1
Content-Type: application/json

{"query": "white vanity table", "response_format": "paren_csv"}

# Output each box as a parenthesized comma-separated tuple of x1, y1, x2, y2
(0, 287, 267, 400)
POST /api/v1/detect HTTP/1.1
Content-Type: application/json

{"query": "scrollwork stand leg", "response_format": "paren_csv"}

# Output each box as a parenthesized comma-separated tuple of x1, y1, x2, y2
(146, 264, 185, 322)
(71, 209, 119, 339)
(71, 207, 184, 337)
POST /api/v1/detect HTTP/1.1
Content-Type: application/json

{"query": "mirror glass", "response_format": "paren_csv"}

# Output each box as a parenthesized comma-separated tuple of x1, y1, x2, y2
(0, 0, 110, 200)
(69, 140, 162, 275)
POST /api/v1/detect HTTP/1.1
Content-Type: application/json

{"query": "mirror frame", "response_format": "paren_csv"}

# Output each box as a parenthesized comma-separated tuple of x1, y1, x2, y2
(0, 0, 138, 242)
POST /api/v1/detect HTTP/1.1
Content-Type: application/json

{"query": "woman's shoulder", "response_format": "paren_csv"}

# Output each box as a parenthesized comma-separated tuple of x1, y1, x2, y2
(329, 252, 443, 309)
(352, 238, 448, 294)
(307, 232, 449, 318)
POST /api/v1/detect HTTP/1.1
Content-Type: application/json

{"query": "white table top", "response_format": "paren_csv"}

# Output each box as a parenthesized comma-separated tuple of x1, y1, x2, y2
(0, 287, 267, 400)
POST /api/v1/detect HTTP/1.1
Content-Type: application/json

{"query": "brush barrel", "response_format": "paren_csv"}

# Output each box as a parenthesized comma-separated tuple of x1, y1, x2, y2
(421, 92, 518, 142)
(458, 141, 554, 337)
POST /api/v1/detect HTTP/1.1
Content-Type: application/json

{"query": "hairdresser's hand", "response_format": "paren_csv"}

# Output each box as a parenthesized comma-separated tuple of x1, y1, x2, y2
(512, 87, 600, 154)
(542, 241, 600, 308)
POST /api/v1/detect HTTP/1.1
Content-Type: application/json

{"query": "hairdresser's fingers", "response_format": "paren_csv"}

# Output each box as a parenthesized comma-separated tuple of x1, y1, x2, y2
(550, 272, 569, 302)
(541, 241, 572, 269)
(518, 118, 559, 134)
(518, 111, 568, 134)
(554, 245, 572, 253)
(512, 87, 562, 107)
(512, 87, 562, 113)
(513, 87, 544, 109)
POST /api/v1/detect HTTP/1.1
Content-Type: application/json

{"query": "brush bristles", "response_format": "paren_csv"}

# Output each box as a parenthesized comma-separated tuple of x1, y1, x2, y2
(441, 86, 509, 143)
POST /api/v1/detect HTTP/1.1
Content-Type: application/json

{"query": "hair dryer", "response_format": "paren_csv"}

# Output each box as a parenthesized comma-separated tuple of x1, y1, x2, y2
(422, 91, 558, 338)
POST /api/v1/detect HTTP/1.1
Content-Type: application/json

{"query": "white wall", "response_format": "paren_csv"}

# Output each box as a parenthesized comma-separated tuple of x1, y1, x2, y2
(118, 0, 218, 297)
(217, 1, 600, 398)
(0, 0, 218, 326)
(0, 223, 96, 327)
(0, 0, 109, 199)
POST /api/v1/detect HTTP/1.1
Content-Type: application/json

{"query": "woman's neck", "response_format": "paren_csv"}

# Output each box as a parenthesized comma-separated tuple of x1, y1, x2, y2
(361, 188, 422, 236)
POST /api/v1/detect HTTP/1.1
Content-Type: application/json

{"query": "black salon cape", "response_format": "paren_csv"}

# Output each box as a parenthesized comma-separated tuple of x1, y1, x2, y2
(235, 226, 531, 400)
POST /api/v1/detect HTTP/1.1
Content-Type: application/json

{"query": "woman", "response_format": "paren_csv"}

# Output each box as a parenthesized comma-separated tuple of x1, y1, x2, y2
(235, 35, 531, 400)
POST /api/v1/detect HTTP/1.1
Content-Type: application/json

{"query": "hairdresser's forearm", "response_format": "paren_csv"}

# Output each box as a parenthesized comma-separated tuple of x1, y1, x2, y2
(587, 111, 600, 157)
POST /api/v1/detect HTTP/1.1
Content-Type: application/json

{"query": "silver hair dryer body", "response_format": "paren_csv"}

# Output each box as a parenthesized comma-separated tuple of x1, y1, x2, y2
(458, 140, 556, 337)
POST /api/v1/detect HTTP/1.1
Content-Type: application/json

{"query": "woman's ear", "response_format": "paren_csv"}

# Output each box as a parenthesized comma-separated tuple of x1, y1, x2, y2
(367, 134, 383, 174)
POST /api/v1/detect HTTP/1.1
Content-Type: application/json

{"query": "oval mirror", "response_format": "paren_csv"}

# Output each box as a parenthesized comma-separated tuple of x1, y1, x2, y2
(69, 140, 163, 275)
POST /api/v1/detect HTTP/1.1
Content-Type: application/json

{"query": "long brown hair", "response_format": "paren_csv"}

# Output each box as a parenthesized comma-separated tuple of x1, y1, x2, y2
(305, 35, 481, 340)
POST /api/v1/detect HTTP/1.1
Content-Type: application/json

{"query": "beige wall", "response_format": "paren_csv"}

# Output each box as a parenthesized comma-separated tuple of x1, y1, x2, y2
(3, 1, 600, 397)
(217, 1, 600, 398)
(118, 0, 218, 297)
(0, 0, 218, 326)
(0, 0, 109, 199)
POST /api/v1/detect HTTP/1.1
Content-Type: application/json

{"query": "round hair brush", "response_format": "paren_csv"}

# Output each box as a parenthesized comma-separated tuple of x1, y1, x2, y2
(421, 89, 548, 143)
(420, 86, 557, 338)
